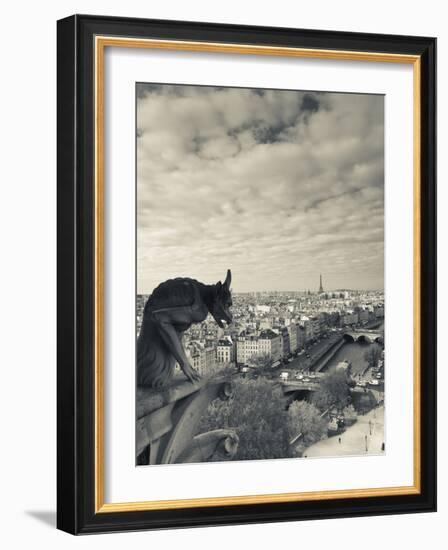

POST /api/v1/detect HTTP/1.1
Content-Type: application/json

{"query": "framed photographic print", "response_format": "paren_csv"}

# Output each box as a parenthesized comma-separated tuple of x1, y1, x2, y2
(57, 14, 436, 534)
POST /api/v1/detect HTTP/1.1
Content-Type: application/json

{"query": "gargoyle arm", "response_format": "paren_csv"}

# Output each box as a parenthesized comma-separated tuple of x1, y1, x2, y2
(152, 308, 200, 382)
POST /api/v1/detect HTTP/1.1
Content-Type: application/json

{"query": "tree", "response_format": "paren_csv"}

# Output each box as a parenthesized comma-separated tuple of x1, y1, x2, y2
(312, 369, 351, 413)
(287, 401, 327, 454)
(196, 378, 293, 461)
(363, 345, 382, 369)
(355, 392, 377, 415)
(249, 353, 272, 371)
(342, 404, 358, 425)
(213, 362, 237, 377)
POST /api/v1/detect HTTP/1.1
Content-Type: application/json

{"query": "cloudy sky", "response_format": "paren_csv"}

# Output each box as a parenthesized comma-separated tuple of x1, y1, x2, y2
(136, 83, 384, 294)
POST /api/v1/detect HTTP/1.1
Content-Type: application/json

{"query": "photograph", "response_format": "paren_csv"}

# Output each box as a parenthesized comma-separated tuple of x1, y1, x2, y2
(135, 83, 386, 466)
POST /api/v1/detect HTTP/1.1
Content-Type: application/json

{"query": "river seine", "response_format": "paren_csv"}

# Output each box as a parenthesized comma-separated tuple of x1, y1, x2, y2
(325, 322, 384, 376)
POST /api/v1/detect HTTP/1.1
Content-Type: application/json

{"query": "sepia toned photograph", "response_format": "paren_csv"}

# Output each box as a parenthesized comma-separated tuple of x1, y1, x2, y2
(135, 82, 385, 466)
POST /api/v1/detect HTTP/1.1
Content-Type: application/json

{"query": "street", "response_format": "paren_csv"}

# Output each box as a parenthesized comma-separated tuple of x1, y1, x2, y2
(303, 406, 385, 458)
(284, 332, 343, 372)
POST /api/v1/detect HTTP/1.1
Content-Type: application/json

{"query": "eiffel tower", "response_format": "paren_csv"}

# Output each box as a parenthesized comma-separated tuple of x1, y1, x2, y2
(318, 274, 324, 293)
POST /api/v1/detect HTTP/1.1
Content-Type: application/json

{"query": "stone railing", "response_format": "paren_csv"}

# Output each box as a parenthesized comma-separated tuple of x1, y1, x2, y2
(136, 375, 238, 465)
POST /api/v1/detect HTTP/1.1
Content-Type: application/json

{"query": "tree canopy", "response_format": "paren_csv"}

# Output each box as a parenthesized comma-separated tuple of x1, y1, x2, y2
(311, 369, 351, 412)
(363, 345, 382, 369)
(197, 377, 293, 460)
(249, 353, 273, 371)
(287, 401, 327, 455)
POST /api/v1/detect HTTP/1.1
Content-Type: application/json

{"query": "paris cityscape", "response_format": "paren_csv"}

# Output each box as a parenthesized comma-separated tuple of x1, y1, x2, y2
(136, 276, 385, 461)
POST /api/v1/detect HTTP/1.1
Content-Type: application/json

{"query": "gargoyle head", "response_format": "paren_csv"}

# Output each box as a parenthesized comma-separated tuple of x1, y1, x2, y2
(210, 269, 233, 328)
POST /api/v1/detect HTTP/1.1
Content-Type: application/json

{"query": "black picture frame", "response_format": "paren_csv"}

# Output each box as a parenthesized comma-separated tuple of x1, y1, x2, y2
(57, 14, 436, 535)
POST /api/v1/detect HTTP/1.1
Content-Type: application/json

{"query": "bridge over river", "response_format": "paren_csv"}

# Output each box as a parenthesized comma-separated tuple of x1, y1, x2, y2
(282, 379, 376, 396)
(281, 380, 383, 415)
(343, 330, 383, 344)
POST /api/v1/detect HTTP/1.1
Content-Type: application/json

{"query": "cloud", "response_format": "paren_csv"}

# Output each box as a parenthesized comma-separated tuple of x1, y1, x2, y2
(136, 84, 384, 293)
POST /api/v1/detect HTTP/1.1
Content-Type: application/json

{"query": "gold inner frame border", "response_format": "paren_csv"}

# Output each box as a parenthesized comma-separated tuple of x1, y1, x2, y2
(94, 35, 421, 513)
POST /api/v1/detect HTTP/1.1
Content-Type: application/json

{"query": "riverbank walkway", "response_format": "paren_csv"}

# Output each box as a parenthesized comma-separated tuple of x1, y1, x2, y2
(303, 406, 385, 458)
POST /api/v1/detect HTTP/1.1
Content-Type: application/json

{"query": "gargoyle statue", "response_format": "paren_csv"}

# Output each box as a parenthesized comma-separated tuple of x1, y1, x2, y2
(137, 270, 233, 389)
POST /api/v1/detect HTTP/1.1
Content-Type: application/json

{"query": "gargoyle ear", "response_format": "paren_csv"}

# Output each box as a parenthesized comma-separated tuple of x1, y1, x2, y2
(224, 269, 231, 290)
(215, 281, 222, 295)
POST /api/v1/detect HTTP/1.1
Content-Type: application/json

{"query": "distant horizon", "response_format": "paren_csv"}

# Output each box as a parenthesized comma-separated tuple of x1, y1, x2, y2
(136, 286, 385, 296)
